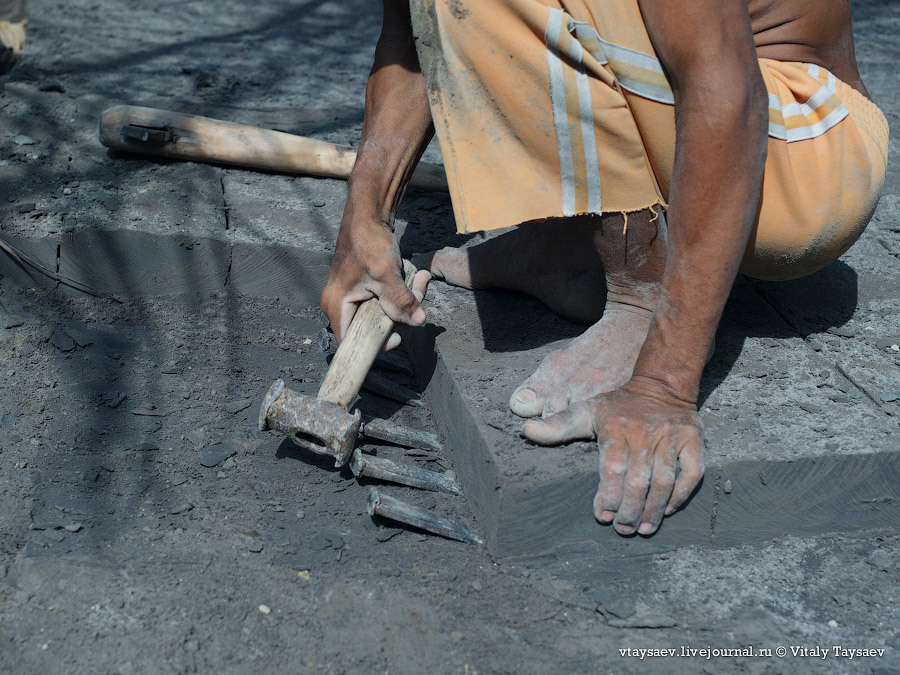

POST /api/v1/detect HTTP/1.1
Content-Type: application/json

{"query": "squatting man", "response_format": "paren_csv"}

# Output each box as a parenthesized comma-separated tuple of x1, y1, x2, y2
(321, 0, 888, 535)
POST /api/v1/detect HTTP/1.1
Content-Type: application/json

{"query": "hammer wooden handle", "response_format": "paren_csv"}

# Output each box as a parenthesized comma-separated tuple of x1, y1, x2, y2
(317, 261, 418, 408)
(99, 105, 448, 192)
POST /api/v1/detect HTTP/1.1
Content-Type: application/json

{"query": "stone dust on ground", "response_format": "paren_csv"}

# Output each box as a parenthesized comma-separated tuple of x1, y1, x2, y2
(0, 1, 899, 674)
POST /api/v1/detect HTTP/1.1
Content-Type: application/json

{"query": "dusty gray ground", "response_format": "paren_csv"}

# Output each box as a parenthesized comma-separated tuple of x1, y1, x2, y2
(0, 0, 898, 674)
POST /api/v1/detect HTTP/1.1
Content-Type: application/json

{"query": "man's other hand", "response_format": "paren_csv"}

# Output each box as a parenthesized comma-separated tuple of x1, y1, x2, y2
(522, 377, 704, 536)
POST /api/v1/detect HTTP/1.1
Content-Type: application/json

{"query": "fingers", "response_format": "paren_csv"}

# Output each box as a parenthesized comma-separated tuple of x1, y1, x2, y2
(521, 402, 596, 446)
(593, 438, 627, 524)
(593, 426, 699, 536)
(323, 267, 431, 347)
(638, 445, 677, 535)
(384, 332, 402, 352)
(612, 445, 653, 535)
(380, 286, 429, 353)
(376, 270, 427, 328)
(665, 433, 704, 515)
(411, 269, 432, 300)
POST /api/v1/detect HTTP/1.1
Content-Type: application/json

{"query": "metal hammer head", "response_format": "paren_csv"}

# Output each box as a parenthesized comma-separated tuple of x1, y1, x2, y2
(258, 380, 361, 467)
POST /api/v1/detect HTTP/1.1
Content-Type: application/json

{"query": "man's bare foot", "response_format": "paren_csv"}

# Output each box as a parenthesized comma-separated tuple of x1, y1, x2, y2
(509, 304, 653, 418)
(417, 217, 608, 324)
(417, 211, 670, 417)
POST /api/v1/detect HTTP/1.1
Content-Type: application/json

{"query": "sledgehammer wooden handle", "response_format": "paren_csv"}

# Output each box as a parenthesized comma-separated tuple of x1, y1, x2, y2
(318, 260, 418, 408)
(99, 105, 448, 192)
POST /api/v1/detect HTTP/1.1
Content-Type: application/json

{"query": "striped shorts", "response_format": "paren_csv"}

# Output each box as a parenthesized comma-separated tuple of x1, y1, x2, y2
(411, 0, 889, 280)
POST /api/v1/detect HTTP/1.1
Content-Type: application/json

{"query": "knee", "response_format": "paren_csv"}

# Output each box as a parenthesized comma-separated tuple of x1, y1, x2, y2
(740, 200, 878, 282)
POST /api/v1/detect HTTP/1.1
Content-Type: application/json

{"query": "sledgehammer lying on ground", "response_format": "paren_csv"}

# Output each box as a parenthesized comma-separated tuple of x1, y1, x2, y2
(98, 105, 448, 191)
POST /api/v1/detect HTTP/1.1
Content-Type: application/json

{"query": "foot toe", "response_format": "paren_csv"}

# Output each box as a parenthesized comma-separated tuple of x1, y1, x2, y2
(424, 246, 469, 286)
(541, 393, 571, 419)
(509, 386, 545, 418)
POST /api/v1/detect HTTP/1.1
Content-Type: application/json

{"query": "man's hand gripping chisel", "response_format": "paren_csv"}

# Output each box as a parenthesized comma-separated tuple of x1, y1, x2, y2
(259, 260, 431, 468)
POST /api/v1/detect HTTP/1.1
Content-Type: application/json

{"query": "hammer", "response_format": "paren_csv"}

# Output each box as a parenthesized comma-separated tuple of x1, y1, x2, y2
(98, 105, 448, 191)
(258, 260, 419, 467)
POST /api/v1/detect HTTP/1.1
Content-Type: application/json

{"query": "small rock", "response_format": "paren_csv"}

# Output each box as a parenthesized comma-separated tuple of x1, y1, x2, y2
(224, 399, 252, 415)
(170, 503, 194, 515)
(312, 199, 327, 208)
(13, 134, 36, 146)
(14, 202, 36, 214)
(222, 456, 236, 470)
(48, 330, 76, 352)
(44, 529, 66, 542)
(62, 188, 72, 196)
(471, 581, 483, 591)
(133, 441, 159, 452)
(799, 402, 822, 414)
(297, 570, 311, 581)
(63, 325, 94, 348)
(200, 442, 236, 468)
(827, 619, 838, 628)
(723, 479, 732, 494)
(880, 393, 899, 403)
(826, 326, 855, 338)
(142, 402, 156, 411)
(63, 523, 83, 533)
(104, 392, 126, 408)
(309, 532, 334, 550)
(891, 345, 900, 352)
(317, 328, 333, 352)
(258, 604, 271, 615)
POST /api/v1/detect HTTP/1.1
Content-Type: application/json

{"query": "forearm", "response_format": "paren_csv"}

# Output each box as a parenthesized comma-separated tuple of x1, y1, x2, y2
(631, 85, 768, 403)
(346, 0, 435, 229)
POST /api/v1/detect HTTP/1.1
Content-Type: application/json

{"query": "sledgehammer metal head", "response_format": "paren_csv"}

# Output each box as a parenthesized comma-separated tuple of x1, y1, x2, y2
(259, 260, 419, 468)
(259, 379, 361, 467)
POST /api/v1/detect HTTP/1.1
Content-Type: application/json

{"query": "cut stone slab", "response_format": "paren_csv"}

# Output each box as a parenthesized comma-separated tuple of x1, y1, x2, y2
(58, 229, 230, 297)
(712, 452, 900, 548)
(228, 242, 331, 306)
(221, 173, 343, 250)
